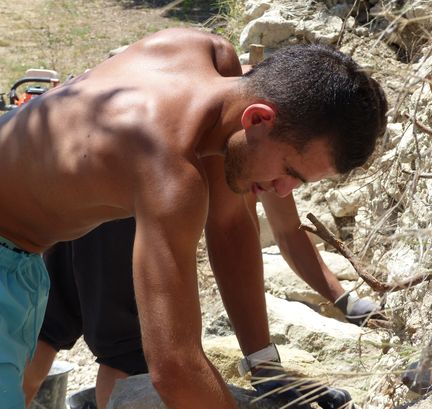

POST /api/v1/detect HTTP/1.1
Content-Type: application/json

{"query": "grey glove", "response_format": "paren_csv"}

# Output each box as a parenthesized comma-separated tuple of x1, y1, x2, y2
(252, 363, 356, 408)
(335, 294, 383, 326)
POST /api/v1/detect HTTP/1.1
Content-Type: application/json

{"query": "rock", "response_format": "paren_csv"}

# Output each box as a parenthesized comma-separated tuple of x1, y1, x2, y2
(386, 122, 405, 147)
(325, 185, 367, 218)
(265, 293, 363, 345)
(320, 251, 358, 281)
(395, 394, 432, 409)
(405, 3, 432, 30)
(239, 1, 342, 50)
(205, 313, 234, 337)
(204, 335, 326, 383)
(256, 202, 276, 248)
(203, 336, 248, 388)
(262, 247, 358, 318)
(263, 246, 357, 282)
(293, 183, 338, 239)
(386, 245, 418, 282)
(300, 12, 343, 44)
(107, 336, 339, 409)
(244, 0, 272, 23)
(328, 3, 352, 19)
(106, 373, 298, 409)
(240, 7, 297, 50)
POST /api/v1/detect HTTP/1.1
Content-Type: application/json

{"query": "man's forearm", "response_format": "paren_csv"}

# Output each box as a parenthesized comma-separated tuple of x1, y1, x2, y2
(260, 193, 344, 303)
(150, 355, 239, 409)
(206, 217, 271, 355)
(276, 228, 344, 302)
(204, 156, 270, 356)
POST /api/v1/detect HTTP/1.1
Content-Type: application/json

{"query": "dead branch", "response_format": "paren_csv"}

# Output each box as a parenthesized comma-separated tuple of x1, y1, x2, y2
(336, 0, 360, 47)
(401, 169, 432, 179)
(367, 319, 395, 330)
(300, 213, 431, 294)
(403, 112, 432, 136)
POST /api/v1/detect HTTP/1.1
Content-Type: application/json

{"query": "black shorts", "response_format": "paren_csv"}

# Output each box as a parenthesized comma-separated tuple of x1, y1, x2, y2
(39, 218, 148, 375)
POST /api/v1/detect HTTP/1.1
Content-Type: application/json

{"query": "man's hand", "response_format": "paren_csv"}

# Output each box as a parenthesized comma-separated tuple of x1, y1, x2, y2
(335, 293, 384, 326)
(251, 363, 355, 408)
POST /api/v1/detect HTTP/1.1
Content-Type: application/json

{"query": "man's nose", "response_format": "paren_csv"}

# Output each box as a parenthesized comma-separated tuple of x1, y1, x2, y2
(272, 176, 301, 198)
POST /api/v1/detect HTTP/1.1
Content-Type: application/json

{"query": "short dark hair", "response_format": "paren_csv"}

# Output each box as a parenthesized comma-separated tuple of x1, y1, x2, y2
(242, 44, 388, 173)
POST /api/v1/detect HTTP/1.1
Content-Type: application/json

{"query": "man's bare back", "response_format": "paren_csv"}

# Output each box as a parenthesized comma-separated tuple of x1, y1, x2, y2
(0, 28, 241, 252)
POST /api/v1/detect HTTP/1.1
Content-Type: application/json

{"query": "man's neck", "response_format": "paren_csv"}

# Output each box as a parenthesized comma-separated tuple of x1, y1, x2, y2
(196, 78, 250, 158)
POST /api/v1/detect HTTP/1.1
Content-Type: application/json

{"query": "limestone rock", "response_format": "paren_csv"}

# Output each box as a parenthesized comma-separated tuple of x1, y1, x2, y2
(261, 247, 358, 320)
(293, 183, 338, 239)
(239, 1, 342, 50)
(405, 3, 432, 30)
(395, 394, 432, 409)
(325, 185, 367, 218)
(203, 336, 248, 388)
(106, 373, 296, 409)
(256, 202, 276, 248)
(240, 7, 297, 50)
(320, 250, 359, 281)
(204, 335, 326, 384)
(265, 293, 362, 344)
(244, 0, 272, 23)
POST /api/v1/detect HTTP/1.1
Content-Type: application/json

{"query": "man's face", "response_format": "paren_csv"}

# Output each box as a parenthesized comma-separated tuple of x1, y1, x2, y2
(224, 133, 337, 197)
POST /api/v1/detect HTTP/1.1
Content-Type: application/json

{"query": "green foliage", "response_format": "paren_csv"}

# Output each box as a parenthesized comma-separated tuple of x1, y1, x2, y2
(205, 0, 244, 46)
(180, 0, 194, 12)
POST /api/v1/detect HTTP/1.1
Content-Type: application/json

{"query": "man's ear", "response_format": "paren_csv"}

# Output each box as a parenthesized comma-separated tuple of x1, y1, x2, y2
(241, 103, 276, 129)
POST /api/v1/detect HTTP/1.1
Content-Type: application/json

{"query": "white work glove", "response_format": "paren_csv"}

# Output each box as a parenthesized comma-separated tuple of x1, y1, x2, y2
(335, 293, 384, 326)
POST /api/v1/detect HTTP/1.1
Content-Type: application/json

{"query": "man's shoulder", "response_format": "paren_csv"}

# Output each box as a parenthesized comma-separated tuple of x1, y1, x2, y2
(130, 28, 241, 77)
(140, 27, 219, 45)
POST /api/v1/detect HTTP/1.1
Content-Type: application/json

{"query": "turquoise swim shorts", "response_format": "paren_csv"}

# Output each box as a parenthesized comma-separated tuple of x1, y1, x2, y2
(0, 236, 50, 409)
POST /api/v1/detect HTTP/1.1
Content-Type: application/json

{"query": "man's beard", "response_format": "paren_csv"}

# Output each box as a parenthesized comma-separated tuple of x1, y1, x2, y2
(223, 137, 250, 194)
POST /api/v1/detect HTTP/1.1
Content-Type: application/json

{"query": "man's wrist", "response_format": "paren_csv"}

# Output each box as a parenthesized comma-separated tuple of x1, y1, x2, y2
(238, 343, 281, 376)
(334, 293, 358, 314)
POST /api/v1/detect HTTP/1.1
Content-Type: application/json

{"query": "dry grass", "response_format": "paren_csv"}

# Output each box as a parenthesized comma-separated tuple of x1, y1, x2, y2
(0, 0, 229, 92)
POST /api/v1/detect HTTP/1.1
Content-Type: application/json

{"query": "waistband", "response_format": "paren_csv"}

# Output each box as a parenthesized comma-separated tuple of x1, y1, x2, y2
(0, 236, 31, 255)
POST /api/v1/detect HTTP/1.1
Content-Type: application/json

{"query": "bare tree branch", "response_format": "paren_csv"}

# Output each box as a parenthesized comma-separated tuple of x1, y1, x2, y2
(300, 213, 431, 294)
(404, 112, 432, 136)
(402, 169, 432, 179)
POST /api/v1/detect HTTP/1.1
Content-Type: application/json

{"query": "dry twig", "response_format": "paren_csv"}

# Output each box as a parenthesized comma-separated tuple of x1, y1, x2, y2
(300, 213, 431, 294)
(401, 169, 432, 179)
(403, 112, 432, 136)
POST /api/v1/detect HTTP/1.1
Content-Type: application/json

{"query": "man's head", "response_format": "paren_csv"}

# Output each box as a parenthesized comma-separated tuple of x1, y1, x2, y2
(241, 43, 388, 174)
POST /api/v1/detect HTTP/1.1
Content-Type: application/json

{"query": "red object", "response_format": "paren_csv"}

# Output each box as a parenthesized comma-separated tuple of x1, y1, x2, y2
(16, 92, 34, 106)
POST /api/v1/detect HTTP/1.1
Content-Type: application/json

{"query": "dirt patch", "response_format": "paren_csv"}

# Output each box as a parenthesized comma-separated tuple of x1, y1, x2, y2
(0, 0, 217, 93)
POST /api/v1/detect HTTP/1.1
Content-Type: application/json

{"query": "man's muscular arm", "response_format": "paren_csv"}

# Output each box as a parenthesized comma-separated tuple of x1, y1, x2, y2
(260, 192, 345, 302)
(204, 156, 270, 356)
(132, 161, 237, 409)
(258, 193, 382, 325)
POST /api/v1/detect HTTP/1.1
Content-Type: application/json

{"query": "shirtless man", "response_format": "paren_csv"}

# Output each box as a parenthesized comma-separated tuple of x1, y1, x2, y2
(0, 28, 387, 409)
(23, 195, 381, 409)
